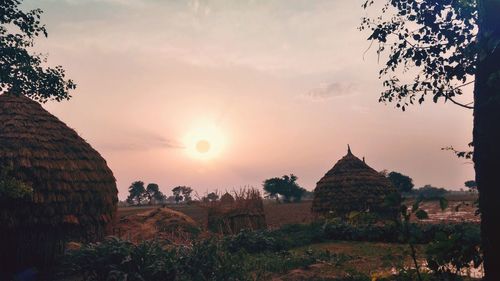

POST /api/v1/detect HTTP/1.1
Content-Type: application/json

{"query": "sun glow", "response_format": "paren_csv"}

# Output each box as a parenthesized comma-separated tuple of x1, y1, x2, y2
(184, 126, 226, 160)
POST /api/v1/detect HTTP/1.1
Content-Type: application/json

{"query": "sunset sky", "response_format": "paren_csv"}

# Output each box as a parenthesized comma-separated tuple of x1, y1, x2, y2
(24, 0, 474, 199)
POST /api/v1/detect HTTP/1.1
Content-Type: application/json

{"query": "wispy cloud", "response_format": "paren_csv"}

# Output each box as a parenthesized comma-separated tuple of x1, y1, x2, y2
(98, 130, 185, 151)
(305, 82, 358, 101)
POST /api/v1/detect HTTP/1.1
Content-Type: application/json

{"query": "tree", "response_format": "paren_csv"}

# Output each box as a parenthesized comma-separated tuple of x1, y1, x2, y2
(1, 0, 75, 102)
(171, 186, 193, 203)
(183, 186, 193, 202)
(172, 186, 183, 203)
(361, 0, 500, 278)
(413, 185, 448, 200)
(206, 192, 219, 202)
(464, 180, 478, 192)
(263, 174, 307, 203)
(388, 171, 414, 193)
(146, 183, 166, 205)
(126, 181, 146, 205)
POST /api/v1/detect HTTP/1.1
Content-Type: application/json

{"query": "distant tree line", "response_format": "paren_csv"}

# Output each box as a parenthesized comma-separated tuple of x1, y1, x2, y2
(384, 170, 477, 199)
(126, 181, 166, 206)
(263, 174, 307, 203)
(171, 186, 193, 203)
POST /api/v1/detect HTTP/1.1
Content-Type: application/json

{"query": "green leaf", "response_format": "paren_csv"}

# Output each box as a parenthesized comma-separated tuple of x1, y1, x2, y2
(439, 197, 449, 211)
(411, 198, 422, 212)
(400, 205, 408, 217)
(415, 209, 429, 220)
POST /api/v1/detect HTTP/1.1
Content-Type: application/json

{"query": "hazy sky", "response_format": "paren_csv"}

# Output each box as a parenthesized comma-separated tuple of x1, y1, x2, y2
(24, 0, 474, 199)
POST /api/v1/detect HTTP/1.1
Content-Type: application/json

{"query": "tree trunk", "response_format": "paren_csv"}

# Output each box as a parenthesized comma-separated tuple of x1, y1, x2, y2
(474, 1, 500, 279)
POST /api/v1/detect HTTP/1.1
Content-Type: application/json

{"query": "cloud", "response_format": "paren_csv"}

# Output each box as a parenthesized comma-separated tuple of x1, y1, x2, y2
(98, 130, 185, 151)
(305, 82, 358, 100)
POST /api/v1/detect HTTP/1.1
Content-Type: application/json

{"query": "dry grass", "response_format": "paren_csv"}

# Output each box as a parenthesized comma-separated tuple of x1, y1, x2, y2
(112, 208, 200, 243)
(203, 188, 267, 234)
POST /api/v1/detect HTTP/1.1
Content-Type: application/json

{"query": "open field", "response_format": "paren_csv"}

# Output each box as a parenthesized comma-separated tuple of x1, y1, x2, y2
(116, 196, 479, 231)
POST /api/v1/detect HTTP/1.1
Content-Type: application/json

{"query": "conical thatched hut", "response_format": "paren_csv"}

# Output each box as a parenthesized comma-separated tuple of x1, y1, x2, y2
(0, 94, 118, 273)
(312, 146, 399, 219)
(220, 192, 235, 205)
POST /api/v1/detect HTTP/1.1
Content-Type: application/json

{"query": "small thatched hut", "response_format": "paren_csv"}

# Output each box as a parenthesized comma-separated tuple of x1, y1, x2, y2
(206, 189, 266, 234)
(312, 146, 399, 219)
(0, 94, 118, 273)
(220, 192, 235, 204)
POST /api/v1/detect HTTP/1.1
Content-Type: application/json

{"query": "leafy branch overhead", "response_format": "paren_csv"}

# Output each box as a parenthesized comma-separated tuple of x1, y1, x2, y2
(0, 0, 75, 102)
(360, 0, 477, 111)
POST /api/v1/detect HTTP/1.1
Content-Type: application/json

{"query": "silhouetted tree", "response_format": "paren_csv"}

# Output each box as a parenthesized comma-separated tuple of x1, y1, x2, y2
(388, 171, 414, 193)
(126, 181, 146, 205)
(146, 183, 166, 205)
(171, 186, 193, 203)
(263, 174, 306, 203)
(413, 185, 448, 200)
(361, 1, 500, 277)
(172, 186, 183, 203)
(465, 180, 478, 192)
(1, 0, 75, 101)
(206, 192, 219, 202)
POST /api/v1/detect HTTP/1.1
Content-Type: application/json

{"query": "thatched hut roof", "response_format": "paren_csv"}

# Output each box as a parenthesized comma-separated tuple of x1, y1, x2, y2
(0, 94, 118, 272)
(206, 189, 266, 234)
(311, 146, 399, 218)
(220, 192, 235, 204)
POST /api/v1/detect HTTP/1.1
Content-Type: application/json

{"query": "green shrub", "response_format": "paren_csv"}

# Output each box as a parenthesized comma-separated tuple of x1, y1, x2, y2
(225, 229, 281, 253)
(59, 237, 251, 281)
(177, 239, 251, 281)
(0, 166, 33, 201)
(426, 224, 482, 278)
(60, 237, 177, 281)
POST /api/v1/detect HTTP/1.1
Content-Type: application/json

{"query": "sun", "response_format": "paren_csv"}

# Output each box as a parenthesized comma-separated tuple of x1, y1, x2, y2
(184, 126, 226, 160)
(196, 139, 211, 153)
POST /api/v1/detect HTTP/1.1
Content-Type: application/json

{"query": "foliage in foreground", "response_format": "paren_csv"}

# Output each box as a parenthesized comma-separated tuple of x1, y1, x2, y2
(59, 237, 350, 281)
(59, 237, 249, 281)
(58, 219, 482, 281)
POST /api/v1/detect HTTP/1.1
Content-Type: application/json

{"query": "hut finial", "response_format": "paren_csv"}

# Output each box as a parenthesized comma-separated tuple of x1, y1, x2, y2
(347, 144, 352, 155)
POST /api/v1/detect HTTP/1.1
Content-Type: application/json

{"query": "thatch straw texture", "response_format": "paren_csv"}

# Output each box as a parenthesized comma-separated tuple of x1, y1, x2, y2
(205, 189, 266, 234)
(312, 147, 399, 219)
(115, 208, 199, 243)
(0, 94, 118, 273)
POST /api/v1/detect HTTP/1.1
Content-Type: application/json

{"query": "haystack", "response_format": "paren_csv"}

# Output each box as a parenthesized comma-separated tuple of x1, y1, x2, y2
(115, 208, 200, 243)
(312, 146, 399, 219)
(206, 189, 266, 234)
(0, 94, 118, 273)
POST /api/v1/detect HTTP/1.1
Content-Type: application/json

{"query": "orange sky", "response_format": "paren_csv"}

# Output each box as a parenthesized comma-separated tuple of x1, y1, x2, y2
(25, 0, 474, 199)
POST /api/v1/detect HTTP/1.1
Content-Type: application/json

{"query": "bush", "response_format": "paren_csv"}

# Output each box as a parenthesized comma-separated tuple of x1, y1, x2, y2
(59, 237, 251, 281)
(426, 224, 482, 278)
(60, 237, 177, 281)
(177, 239, 251, 281)
(225, 229, 281, 253)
